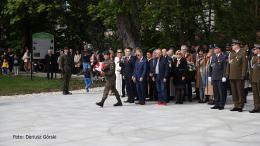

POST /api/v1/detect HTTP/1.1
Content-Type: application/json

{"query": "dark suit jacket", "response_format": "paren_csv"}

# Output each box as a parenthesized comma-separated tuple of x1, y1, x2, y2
(123, 55, 136, 78)
(171, 58, 187, 86)
(149, 58, 156, 74)
(153, 56, 169, 79)
(133, 57, 148, 80)
(45, 54, 55, 70)
(209, 53, 227, 80)
(70, 52, 75, 64)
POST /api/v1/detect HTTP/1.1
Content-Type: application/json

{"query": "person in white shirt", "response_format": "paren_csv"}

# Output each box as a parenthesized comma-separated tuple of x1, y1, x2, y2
(114, 49, 123, 96)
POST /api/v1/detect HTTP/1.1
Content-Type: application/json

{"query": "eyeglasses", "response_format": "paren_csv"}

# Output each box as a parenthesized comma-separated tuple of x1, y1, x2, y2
(177, 53, 182, 55)
(137, 55, 140, 56)
(117, 52, 122, 53)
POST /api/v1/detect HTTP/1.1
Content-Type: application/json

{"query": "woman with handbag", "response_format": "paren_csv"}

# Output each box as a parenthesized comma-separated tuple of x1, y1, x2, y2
(23, 47, 31, 73)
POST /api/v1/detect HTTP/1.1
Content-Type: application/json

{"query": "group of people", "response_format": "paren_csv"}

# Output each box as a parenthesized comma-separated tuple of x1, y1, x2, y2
(95, 40, 260, 114)
(0, 48, 19, 75)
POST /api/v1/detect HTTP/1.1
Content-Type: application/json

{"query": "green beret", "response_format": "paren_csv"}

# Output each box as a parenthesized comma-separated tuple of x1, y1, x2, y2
(84, 42, 88, 46)
(102, 50, 110, 55)
(64, 46, 68, 50)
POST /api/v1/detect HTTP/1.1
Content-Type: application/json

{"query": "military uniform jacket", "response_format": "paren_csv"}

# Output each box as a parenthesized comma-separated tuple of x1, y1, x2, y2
(103, 59, 116, 81)
(209, 53, 227, 80)
(60, 53, 73, 71)
(226, 49, 248, 80)
(249, 55, 260, 83)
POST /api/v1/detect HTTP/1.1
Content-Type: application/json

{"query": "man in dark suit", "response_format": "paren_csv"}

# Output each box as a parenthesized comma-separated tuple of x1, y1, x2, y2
(208, 44, 227, 110)
(148, 51, 158, 101)
(133, 50, 147, 105)
(153, 49, 169, 105)
(70, 48, 75, 74)
(123, 47, 136, 103)
(45, 50, 55, 80)
(162, 49, 173, 102)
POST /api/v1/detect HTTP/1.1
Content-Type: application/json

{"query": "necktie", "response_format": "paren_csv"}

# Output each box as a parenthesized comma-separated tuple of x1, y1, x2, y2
(184, 54, 186, 58)
(138, 59, 140, 65)
(126, 57, 129, 64)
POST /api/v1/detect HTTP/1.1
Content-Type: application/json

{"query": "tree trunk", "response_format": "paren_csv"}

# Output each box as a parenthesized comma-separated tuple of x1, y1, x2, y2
(116, 0, 141, 55)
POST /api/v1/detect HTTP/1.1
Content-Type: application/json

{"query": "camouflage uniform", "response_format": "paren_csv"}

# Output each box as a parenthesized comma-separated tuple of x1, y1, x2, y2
(102, 59, 121, 100)
(60, 53, 73, 93)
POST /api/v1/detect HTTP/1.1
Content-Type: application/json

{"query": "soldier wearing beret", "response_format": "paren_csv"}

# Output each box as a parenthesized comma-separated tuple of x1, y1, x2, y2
(60, 46, 73, 95)
(226, 40, 248, 112)
(96, 50, 123, 107)
(249, 44, 260, 113)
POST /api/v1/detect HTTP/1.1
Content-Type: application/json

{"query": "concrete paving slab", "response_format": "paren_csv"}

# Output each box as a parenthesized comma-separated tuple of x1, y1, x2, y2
(0, 91, 260, 146)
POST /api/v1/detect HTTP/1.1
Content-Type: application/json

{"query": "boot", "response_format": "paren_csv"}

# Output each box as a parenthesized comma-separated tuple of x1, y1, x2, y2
(114, 97, 123, 106)
(96, 99, 105, 107)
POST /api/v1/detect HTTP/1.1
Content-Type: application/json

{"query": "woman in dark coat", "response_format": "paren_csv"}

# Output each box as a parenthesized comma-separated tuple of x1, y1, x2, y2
(171, 50, 187, 104)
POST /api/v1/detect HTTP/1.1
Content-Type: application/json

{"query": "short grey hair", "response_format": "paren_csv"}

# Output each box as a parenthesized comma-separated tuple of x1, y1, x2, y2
(167, 50, 174, 56)
(136, 50, 143, 55)
(155, 49, 162, 53)
(195, 45, 200, 50)
(181, 45, 188, 50)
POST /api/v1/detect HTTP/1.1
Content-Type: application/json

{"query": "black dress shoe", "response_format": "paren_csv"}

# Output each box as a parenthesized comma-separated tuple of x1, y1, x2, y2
(249, 109, 259, 113)
(198, 100, 203, 103)
(175, 101, 180, 104)
(121, 95, 125, 97)
(129, 100, 134, 103)
(179, 101, 183, 104)
(218, 107, 224, 110)
(211, 106, 220, 109)
(62, 92, 67, 95)
(124, 100, 130, 103)
(237, 108, 243, 112)
(230, 108, 239, 111)
(66, 92, 72, 95)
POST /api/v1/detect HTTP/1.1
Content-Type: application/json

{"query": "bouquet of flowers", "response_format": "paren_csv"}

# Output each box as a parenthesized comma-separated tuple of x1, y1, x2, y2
(187, 61, 196, 73)
(118, 56, 125, 67)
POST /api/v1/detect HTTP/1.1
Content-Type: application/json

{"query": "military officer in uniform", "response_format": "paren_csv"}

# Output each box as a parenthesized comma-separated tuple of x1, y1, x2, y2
(249, 44, 260, 113)
(208, 44, 227, 110)
(226, 40, 248, 112)
(96, 50, 123, 107)
(60, 46, 73, 95)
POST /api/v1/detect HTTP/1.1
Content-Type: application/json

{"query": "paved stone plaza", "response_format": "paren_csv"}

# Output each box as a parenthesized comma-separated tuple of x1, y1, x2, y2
(0, 91, 260, 146)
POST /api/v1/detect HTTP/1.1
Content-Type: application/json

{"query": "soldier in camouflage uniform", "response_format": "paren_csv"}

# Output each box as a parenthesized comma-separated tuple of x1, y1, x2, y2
(96, 50, 123, 107)
(60, 46, 73, 95)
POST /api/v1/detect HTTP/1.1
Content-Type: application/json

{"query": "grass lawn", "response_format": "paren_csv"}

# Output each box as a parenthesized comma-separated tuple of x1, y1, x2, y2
(0, 75, 106, 96)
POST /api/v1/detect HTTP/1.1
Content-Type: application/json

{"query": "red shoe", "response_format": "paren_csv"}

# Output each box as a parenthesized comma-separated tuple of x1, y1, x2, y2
(155, 102, 161, 105)
(161, 102, 167, 105)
